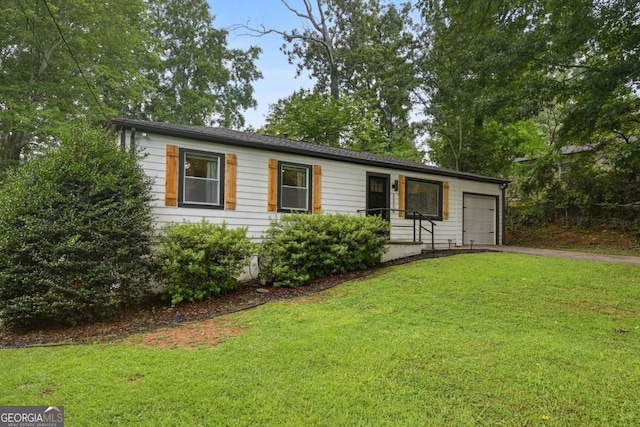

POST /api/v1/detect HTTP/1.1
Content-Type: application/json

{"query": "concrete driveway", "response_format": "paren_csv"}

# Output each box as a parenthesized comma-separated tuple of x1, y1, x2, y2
(477, 245, 640, 265)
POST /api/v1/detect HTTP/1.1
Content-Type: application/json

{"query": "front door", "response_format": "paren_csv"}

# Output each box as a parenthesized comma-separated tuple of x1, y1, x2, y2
(366, 173, 390, 220)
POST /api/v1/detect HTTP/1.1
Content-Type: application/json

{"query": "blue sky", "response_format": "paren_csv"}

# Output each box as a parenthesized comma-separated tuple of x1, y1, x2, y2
(208, 1, 316, 129)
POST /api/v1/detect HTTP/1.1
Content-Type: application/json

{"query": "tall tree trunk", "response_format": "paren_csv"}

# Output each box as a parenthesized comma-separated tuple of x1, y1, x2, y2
(329, 61, 339, 98)
(0, 132, 27, 170)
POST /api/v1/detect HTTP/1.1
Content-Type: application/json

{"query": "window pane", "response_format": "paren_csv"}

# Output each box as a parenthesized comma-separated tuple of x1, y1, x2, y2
(184, 177, 219, 204)
(280, 164, 309, 210)
(406, 180, 439, 216)
(183, 153, 220, 205)
(282, 166, 307, 187)
(370, 178, 384, 193)
(185, 154, 218, 178)
(281, 187, 308, 210)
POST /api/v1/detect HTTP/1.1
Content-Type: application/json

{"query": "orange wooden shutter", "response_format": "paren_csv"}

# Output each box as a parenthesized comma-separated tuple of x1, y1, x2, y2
(313, 165, 322, 213)
(225, 153, 237, 210)
(165, 145, 178, 206)
(398, 175, 405, 217)
(443, 181, 449, 220)
(267, 158, 278, 211)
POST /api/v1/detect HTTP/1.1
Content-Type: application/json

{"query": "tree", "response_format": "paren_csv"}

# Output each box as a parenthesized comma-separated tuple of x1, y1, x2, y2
(146, 0, 262, 127)
(261, 90, 423, 160)
(336, 1, 417, 144)
(246, 0, 418, 147)
(0, 0, 263, 172)
(416, 0, 639, 176)
(0, 124, 156, 329)
(415, 0, 558, 175)
(555, 0, 640, 144)
(0, 0, 155, 170)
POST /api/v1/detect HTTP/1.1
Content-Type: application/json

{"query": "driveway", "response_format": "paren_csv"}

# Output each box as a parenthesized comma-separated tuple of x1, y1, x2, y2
(478, 245, 640, 265)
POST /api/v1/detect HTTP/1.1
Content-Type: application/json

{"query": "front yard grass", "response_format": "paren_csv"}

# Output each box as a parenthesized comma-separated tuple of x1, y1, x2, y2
(1, 253, 639, 426)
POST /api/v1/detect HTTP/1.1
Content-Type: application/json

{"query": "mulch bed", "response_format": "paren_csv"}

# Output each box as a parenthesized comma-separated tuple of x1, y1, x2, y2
(0, 249, 486, 348)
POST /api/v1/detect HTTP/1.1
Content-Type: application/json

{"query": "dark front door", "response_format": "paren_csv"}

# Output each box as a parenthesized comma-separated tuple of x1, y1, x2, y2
(366, 173, 390, 220)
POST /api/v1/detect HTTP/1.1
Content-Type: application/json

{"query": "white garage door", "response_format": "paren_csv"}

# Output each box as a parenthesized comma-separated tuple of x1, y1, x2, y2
(463, 194, 497, 245)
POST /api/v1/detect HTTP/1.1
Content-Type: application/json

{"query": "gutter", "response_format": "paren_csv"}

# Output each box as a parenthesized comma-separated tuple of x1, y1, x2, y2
(110, 119, 510, 186)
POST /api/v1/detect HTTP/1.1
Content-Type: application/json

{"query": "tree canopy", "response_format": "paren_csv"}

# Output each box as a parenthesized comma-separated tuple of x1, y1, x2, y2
(2, 0, 638, 179)
(250, 0, 418, 155)
(415, 0, 639, 175)
(145, 0, 262, 127)
(261, 90, 423, 160)
(1, 0, 152, 169)
(0, 0, 261, 170)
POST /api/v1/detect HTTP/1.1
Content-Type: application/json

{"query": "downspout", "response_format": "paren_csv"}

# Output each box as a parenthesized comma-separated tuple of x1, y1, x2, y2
(499, 182, 509, 245)
(119, 127, 126, 150)
(129, 127, 136, 151)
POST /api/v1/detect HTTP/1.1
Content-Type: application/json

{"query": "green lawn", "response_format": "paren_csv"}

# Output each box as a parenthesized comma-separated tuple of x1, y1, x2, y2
(2, 253, 640, 426)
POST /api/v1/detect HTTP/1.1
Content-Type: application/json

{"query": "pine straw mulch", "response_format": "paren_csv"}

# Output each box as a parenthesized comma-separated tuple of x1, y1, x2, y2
(0, 249, 484, 348)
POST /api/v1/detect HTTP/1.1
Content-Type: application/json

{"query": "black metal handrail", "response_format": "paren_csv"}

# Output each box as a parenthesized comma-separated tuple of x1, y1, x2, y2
(356, 208, 436, 250)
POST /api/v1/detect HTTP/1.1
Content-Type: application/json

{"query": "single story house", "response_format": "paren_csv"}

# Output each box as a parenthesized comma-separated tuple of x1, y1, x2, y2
(110, 119, 509, 261)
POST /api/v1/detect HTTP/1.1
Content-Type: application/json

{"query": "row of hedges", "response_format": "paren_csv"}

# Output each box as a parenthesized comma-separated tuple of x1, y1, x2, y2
(157, 213, 389, 304)
(1, 208, 389, 330)
(257, 213, 389, 287)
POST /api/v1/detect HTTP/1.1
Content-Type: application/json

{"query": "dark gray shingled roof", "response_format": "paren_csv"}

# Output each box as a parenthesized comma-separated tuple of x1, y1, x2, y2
(110, 118, 509, 185)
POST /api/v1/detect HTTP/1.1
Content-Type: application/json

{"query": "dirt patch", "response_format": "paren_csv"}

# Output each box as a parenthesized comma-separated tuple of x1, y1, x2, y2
(137, 319, 246, 349)
(508, 222, 639, 251)
(284, 293, 325, 305)
(0, 249, 481, 348)
(556, 300, 639, 316)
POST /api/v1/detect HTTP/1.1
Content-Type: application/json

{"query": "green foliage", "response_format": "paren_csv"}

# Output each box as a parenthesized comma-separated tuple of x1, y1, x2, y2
(0, 0, 156, 170)
(557, 0, 640, 144)
(416, 0, 555, 176)
(428, 119, 545, 176)
(258, 213, 390, 288)
(416, 0, 639, 177)
(261, 90, 423, 161)
(508, 140, 640, 235)
(147, 0, 261, 127)
(270, 0, 418, 153)
(159, 220, 255, 305)
(0, 124, 156, 329)
(0, 0, 261, 171)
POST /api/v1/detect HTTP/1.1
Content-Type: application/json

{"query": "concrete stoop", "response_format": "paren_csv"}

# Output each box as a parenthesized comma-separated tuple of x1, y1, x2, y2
(382, 241, 424, 262)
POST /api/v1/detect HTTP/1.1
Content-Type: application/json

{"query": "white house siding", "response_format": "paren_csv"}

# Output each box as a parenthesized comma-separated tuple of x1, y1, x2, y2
(128, 130, 504, 249)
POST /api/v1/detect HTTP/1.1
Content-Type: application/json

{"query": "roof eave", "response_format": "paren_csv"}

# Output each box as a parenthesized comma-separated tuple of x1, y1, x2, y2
(110, 118, 509, 185)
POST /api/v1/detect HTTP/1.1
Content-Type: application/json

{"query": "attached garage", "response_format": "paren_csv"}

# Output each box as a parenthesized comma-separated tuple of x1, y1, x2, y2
(463, 193, 498, 245)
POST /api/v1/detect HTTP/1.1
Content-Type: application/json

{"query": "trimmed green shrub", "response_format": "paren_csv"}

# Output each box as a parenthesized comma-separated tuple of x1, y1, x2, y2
(258, 213, 389, 288)
(159, 220, 255, 305)
(0, 124, 157, 329)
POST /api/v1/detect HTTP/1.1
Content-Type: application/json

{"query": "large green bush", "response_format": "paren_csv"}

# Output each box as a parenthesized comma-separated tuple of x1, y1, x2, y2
(159, 220, 255, 305)
(258, 213, 390, 288)
(0, 124, 157, 329)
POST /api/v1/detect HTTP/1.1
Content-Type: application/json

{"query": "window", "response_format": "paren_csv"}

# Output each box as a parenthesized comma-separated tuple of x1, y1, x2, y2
(278, 162, 312, 212)
(405, 178, 442, 220)
(178, 149, 224, 208)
